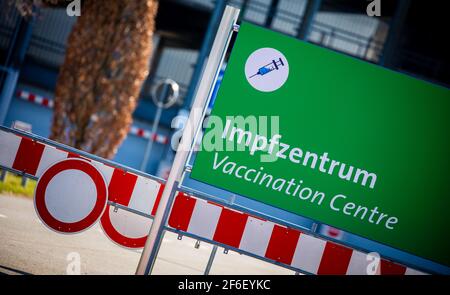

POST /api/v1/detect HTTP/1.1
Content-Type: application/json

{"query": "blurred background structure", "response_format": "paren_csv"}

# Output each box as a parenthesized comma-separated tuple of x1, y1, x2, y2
(0, 0, 448, 176)
(1, 0, 450, 275)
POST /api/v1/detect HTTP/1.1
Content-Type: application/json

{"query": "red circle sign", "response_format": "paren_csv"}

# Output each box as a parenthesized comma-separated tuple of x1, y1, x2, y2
(100, 206, 149, 248)
(34, 158, 107, 233)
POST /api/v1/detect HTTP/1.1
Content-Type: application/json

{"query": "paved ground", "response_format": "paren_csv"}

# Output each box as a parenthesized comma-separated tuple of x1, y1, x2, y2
(0, 194, 293, 275)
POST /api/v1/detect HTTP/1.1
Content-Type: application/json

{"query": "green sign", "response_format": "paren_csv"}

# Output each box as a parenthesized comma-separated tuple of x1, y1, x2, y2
(191, 22, 450, 266)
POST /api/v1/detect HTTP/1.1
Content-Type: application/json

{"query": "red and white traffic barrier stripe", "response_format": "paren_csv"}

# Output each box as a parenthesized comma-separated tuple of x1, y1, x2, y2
(17, 90, 54, 108)
(168, 193, 426, 275)
(0, 129, 164, 248)
(129, 125, 169, 144)
(100, 169, 164, 248)
(0, 128, 428, 274)
(16, 89, 169, 145)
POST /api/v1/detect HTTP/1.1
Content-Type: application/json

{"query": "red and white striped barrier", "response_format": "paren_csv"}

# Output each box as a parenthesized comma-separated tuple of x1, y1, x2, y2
(17, 90, 54, 108)
(0, 128, 427, 274)
(0, 129, 164, 248)
(129, 125, 169, 144)
(15, 90, 169, 144)
(168, 193, 426, 275)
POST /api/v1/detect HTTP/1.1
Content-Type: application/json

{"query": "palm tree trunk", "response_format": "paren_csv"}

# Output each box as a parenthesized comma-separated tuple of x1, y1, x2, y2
(50, 0, 158, 159)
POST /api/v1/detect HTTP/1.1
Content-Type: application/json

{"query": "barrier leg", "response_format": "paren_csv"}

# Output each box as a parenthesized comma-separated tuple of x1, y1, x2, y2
(204, 245, 218, 275)
(21, 175, 27, 187)
(143, 184, 178, 275)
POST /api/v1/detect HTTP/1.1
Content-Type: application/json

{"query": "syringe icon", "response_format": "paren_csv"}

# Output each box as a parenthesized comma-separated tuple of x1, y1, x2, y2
(248, 58, 285, 79)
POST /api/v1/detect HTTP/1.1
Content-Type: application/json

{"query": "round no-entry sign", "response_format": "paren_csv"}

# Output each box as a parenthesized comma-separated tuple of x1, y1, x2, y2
(34, 158, 107, 233)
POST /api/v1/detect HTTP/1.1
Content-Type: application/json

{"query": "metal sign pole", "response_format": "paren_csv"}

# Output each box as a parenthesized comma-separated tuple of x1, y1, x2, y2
(140, 79, 179, 172)
(204, 245, 218, 275)
(140, 105, 163, 171)
(135, 5, 240, 275)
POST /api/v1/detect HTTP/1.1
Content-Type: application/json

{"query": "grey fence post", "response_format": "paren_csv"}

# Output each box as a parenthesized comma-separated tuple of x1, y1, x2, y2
(204, 245, 218, 275)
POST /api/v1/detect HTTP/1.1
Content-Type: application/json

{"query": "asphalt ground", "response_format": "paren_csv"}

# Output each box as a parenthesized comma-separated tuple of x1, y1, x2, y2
(0, 194, 293, 275)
